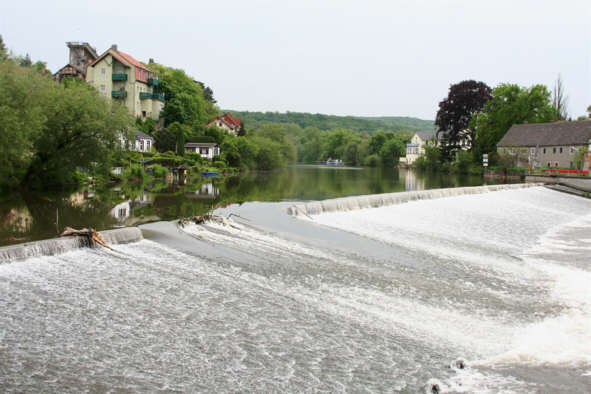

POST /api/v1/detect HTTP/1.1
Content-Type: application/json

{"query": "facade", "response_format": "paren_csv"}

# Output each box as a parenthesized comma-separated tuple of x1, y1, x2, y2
(405, 131, 437, 165)
(497, 120, 591, 168)
(54, 42, 98, 82)
(85, 45, 164, 121)
(185, 142, 220, 160)
(207, 113, 242, 135)
(133, 131, 154, 152)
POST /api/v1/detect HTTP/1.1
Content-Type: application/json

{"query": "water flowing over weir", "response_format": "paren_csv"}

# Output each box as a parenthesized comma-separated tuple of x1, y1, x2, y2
(1, 186, 591, 392)
(287, 183, 543, 217)
(0, 227, 143, 262)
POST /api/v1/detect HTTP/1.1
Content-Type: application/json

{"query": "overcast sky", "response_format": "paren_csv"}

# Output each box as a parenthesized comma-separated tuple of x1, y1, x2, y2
(2, 0, 590, 120)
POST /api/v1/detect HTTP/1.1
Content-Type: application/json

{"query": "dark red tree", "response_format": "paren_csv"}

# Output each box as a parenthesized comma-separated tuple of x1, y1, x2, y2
(435, 80, 492, 159)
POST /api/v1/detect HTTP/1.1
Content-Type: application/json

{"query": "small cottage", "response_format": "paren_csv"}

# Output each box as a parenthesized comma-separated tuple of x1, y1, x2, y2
(185, 142, 220, 160)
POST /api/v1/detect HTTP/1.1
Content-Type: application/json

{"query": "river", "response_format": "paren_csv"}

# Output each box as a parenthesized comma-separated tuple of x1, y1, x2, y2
(1, 167, 590, 392)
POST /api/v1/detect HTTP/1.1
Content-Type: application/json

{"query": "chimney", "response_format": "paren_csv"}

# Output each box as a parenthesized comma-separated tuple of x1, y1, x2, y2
(111, 44, 118, 51)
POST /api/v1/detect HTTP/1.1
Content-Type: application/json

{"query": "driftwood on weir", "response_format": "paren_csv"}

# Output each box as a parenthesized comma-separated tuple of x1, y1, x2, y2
(60, 227, 113, 250)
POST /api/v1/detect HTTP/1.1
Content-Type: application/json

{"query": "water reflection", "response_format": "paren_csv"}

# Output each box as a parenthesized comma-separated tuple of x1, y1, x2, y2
(0, 167, 503, 246)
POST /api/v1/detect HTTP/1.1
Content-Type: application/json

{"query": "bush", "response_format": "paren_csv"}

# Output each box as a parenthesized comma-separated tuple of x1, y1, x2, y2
(364, 154, 381, 167)
(213, 159, 227, 169)
(123, 165, 146, 180)
(148, 164, 168, 178)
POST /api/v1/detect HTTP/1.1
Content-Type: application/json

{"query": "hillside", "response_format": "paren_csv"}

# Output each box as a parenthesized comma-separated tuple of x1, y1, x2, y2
(226, 110, 434, 134)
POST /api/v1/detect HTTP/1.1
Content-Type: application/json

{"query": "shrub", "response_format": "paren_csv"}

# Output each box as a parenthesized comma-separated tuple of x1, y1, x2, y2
(148, 164, 168, 178)
(123, 164, 146, 180)
(364, 154, 381, 167)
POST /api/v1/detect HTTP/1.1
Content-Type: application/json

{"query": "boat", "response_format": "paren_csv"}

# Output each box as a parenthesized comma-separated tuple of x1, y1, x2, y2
(202, 171, 220, 178)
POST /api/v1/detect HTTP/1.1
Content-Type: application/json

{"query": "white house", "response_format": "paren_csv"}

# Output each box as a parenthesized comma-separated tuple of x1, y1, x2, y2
(404, 131, 437, 165)
(207, 113, 242, 135)
(185, 142, 220, 160)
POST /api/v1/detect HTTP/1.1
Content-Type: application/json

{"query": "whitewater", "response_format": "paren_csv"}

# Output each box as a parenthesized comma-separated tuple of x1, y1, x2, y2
(0, 185, 590, 392)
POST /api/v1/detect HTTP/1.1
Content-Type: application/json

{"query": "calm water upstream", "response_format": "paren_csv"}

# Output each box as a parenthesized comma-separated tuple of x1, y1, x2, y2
(0, 166, 489, 246)
(2, 167, 590, 392)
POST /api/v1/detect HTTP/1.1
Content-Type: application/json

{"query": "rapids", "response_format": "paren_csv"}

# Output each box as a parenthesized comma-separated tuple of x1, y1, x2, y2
(1, 185, 590, 392)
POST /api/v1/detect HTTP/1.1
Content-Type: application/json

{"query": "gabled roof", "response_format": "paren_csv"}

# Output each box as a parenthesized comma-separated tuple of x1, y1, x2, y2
(498, 120, 591, 147)
(415, 130, 436, 141)
(135, 130, 154, 141)
(208, 113, 242, 129)
(88, 48, 151, 72)
(185, 142, 219, 148)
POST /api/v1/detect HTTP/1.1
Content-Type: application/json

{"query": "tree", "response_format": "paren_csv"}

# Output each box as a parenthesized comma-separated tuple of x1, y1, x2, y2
(19, 53, 32, 67)
(435, 80, 492, 160)
(587, 105, 591, 118)
(379, 137, 405, 166)
(0, 64, 133, 188)
(471, 83, 557, 163)
(153, 128, 176, 152)
(552, 74, 568, 120)
(0, 35, 7, 61)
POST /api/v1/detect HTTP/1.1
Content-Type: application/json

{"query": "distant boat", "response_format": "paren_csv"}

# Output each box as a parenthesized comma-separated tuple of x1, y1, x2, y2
(202, 171, 220, 178)
(325, 159, 344, 166)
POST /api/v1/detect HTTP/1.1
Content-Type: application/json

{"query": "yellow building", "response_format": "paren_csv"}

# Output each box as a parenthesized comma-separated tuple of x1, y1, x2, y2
(85, 45, 164, 121)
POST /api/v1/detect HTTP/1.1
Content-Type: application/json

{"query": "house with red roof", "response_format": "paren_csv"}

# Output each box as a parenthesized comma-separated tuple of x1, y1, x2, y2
(207, 113, 242, 135)
(85, 44, 164, 121)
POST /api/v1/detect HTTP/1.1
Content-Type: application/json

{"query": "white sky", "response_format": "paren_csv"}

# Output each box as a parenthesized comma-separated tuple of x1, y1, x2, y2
(2, 0, 590, 120)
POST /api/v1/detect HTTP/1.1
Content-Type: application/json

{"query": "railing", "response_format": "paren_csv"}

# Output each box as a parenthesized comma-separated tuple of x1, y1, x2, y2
(152, 92, 165, 101)
(544, 169, 589, 176)
(139, 92, 152, 99)
(112, 73, 128, 81)
(111, 90, 127, 99)
(148, 77, 159, 86)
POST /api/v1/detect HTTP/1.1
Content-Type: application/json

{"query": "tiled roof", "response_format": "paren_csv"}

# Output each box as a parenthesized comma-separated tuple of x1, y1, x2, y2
(117, 50, 150, 71)
(208, 113, 242, 128)
(135, 130, 154, 140)
(185, 142, 219, 147)
(498, 120, 591, 147)
(415, 130, 436, 141)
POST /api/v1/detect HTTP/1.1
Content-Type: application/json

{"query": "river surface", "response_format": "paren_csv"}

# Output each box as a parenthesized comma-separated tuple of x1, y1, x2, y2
(0, 166, 488, 246)
(1, 168, 590, 392)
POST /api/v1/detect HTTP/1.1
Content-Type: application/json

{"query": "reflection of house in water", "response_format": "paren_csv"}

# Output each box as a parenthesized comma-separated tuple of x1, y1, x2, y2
(110, 193, 154, 223)
(110, 201, 131, 222)
(3, 207, 34, 233)
(184, 183, 220, 199)
(404, 170, 425, 191)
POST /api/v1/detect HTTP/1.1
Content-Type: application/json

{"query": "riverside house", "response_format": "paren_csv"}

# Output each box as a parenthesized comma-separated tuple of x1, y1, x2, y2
(497, 120, 591, 168)
(207, 113, 242, 135)
(404, 131, 437, 165)
(85, 45, 164, 121)
(185, 142, 220, 160)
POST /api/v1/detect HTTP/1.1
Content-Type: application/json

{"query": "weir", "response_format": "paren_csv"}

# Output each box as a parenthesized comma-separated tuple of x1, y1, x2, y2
(0, 227, 143, 262)
(287, 183, 544, 217)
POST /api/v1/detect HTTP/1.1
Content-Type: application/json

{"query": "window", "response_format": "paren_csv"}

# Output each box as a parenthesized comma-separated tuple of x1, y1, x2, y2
(543, 148, 546, 154)
(142, 111, 146, 118)
(547, 162, 551, 167)
(510, 148, 514, 154)
(200, 147, 209, 155)
(554, 162, 559, 167)
(571, 147, 576, 153)
(530, 148, 535, 155)
(559, 147, 563, 153)
(101, 68, 105, 74)
(100, 85, 105, 91)
(553, 147, 556, 154)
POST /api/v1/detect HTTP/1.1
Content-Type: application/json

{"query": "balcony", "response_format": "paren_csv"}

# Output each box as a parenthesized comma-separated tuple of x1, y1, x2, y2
(148, 77, 159, 86)
(152, 92, 165, 101)
(112, 73, 128, 81)
(112, 90, 127, 99)
(139, 92, 152, 99)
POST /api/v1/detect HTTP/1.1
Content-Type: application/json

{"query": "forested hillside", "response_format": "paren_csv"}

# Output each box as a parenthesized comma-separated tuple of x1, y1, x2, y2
(226, 111, 434, 134)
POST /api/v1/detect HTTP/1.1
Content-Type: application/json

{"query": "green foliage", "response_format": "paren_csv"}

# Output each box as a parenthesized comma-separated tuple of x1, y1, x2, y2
(123, 165, 146, 181)
(253, 138, 285, 170)
(146, 63, 218, 128)
(471, 83, 557, 162)
(364, 154, 381, 167)
(226, 110, 433, 133)
(136, 117, 156, 135)
(148, 164, 168, 178)
(0, 62, 133, 189)
(379, 137, 405, 166)
(573, 146, 588, 170)
(0, 35, 7, 61)
(414, 146, 442, 171)
(153, 128, 176, 152)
